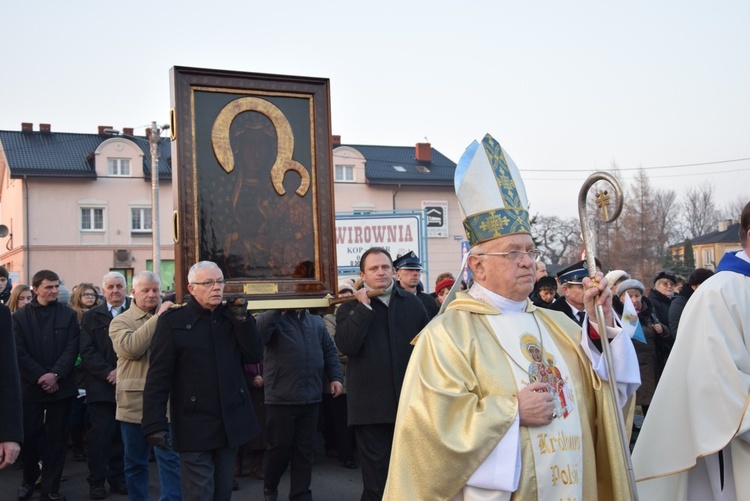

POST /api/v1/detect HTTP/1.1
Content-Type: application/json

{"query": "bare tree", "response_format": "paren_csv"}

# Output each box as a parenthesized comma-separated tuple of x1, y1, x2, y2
(680, 184, 718, 238)
(614, 170, 677, 281)
(719, 195, 749, 221)
(532, 214, 582, 265)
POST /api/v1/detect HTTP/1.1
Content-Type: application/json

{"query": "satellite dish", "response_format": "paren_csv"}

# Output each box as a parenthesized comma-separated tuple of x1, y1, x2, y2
(0, 225, 8, 238)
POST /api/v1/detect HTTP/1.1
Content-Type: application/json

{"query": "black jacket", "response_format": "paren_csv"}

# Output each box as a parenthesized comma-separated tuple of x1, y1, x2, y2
(12, 299, 79, 403)
(79, 299, 130, 403)
(335, 285, 429, 426)
(396, 282, 440, 319)
(0, 303, 23, 444)
(546, 296, 584, 325)
(668, 285, 693, 337)
(142, 299, 262, 452)
(647, 288, 672, 326)
(257, 309, 343, 405)
(614, 295, 671, 405)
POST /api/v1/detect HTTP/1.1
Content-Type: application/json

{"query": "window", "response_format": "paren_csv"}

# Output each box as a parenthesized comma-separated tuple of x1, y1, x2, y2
(108, 158, 130, 176)
(131, 207, 152, 233)
(81, 208, 104, 231)
(703, 249, 714, 266)
(335, 164, 354, 182)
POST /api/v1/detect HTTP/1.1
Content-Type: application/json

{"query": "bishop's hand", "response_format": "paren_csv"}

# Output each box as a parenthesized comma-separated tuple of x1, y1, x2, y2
(518, 381, 557, 427)
(582, 272, 614, 328)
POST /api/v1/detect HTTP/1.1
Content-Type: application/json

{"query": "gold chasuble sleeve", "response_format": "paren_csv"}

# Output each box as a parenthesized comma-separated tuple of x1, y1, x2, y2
(383, 293, 634, 500)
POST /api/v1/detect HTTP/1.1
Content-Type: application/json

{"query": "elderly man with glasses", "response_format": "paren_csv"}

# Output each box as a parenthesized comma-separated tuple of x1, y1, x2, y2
(383, 135, 639, 500)
(142, 261, 262, 501)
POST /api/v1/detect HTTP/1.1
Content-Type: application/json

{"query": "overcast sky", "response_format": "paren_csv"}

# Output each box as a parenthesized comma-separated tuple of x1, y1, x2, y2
(3, 1, 748, 219)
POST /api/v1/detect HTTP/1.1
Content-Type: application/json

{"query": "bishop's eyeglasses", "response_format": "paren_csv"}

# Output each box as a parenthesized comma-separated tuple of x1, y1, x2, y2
(475, 249, 542, 263)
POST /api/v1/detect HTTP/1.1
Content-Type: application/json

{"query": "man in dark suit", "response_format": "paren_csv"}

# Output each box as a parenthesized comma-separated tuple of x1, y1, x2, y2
(80, 272, 130, 499)
(13, 269, 79, 501)
(0, 302, 22, 470)
(142, 261, 262, 501)
(336, 247, 430, 501)
(547, 260, 589, 326)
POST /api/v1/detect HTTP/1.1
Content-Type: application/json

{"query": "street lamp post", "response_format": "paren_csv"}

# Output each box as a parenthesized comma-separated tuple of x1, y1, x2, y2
(149, 122, 168, 280)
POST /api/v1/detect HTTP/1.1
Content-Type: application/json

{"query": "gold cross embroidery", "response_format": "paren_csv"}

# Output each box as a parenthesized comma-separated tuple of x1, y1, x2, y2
(480, 213, 510, 236)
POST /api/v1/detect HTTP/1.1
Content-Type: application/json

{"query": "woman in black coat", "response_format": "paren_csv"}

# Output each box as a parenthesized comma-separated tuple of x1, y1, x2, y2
(668, 268, 714, 337)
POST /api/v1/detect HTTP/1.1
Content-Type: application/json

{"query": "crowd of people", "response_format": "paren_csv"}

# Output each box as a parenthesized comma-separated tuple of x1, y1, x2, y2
(0, 132, 748, 501)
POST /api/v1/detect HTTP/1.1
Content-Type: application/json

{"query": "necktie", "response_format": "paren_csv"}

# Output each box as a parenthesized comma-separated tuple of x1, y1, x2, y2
(577, 311, 586, 326)
(111, 307, 120, 318)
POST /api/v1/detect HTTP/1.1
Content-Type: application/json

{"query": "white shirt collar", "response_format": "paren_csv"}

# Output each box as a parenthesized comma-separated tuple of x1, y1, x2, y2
(468, 283, 527, 314)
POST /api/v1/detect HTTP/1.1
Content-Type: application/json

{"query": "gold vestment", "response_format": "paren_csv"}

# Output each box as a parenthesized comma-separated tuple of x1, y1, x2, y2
(383, 292, 633, 500)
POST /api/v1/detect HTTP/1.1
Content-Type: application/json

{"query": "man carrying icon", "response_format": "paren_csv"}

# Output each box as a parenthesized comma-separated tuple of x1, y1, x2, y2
(142, 261, 262, 501)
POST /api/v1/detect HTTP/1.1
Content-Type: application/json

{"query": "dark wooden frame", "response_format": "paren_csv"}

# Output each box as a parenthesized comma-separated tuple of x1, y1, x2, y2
(170, 66, 336, 307)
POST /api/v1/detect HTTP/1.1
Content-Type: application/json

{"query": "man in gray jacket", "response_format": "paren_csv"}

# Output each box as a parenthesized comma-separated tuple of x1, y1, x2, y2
(257, 309, 343, 501)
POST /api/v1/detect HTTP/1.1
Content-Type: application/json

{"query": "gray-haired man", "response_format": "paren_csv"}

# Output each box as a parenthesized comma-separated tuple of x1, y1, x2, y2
(142, 261, 262, 501)
(109, 271, 181, 500)
(80, 271, 131, 498)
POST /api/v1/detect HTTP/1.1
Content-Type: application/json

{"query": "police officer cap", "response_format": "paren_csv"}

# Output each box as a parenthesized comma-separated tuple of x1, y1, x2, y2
(557, 260, 589, 285)
(393, 251, 423, 270)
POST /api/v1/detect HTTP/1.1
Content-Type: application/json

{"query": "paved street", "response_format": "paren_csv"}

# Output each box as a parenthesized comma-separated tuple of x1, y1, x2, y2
(0, 445, 363, 500)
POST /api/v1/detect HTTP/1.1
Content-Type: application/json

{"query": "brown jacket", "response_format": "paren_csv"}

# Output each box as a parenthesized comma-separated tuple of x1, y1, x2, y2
(109, 300, 167, 424)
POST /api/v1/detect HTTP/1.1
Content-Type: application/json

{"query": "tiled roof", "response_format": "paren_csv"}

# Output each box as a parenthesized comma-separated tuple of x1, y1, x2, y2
(0, 130, 171, 179)
(691, 222, 740, 245)
(341, 144, 456, 186)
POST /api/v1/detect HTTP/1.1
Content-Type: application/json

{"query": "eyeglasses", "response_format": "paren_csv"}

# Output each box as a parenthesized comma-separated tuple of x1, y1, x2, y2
(191, 279, 226, 287)
(82, 293, 97, 298)
(476, 249, 542, 263)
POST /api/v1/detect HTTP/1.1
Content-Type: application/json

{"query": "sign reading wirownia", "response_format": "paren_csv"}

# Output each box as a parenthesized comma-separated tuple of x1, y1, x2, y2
(335, 215, 421, 269)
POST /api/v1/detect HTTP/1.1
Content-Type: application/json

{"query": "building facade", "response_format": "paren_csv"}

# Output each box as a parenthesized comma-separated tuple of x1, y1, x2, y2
(668, 219, 742, 271)
(0, 126, 464, 294)
(332, 137, 464, 291)
(0, 123, 174, 290)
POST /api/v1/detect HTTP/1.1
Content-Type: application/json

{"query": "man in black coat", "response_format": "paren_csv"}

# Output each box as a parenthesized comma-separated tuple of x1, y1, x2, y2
(13, 269, 79, 501)
(257, 309, 344, 501)
(336, 247, 430, 501)
(142, 261, 262, 501)
(79, 272, 130, 499)
(0, 302, 22, 470)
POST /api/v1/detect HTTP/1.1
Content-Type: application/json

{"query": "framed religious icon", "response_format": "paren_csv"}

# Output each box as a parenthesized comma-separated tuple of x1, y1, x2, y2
(170, 66, 336, 308)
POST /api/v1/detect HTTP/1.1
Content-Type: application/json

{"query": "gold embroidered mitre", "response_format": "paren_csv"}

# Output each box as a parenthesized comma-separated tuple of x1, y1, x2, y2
(455, 134, 531, 247)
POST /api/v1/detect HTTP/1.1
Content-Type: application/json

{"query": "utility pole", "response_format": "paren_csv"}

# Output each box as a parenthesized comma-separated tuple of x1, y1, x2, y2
(149, 122, 166, 280)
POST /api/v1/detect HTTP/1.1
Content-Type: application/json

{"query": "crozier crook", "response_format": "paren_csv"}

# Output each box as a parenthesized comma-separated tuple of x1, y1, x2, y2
(578, 171, 638, 500)
(211, 96, 311, 197)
